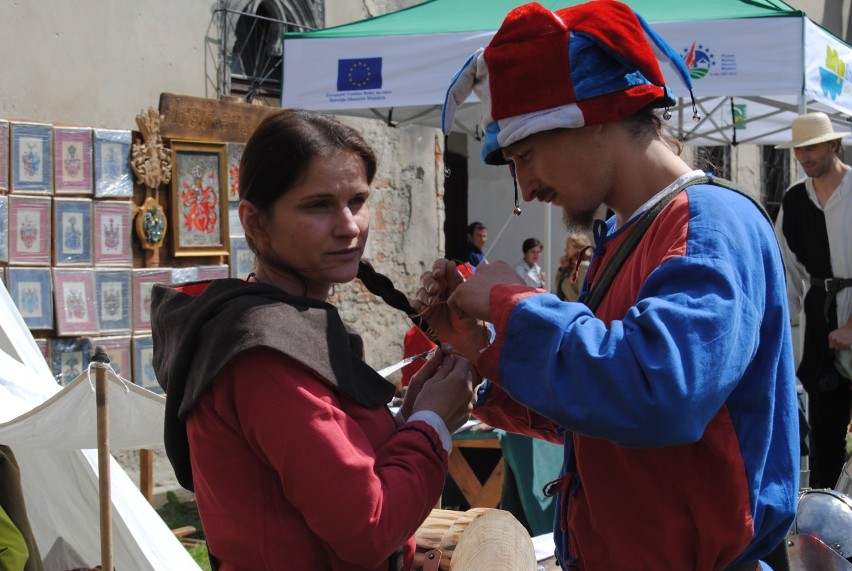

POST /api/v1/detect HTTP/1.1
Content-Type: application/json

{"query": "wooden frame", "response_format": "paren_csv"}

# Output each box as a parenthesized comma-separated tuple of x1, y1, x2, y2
(94, 268, 132, 334)
(93, 200, 133, 266)
(8, 195, 52, 265)
(132, 335, 161, 393)
(132, 268, 172, 334)
(53, 126, 93, 194)
(11, 122, 53, 194)
(93, 129, 133, 198)
(52, 337, 91, 386)
(170, 140, 229, 257)
(53, 268, 98, 336)
(53, 198, 93, 266)
(0, 119, 8, 192)
(6, 267, 54, 330)
(449, 431, 505, 509)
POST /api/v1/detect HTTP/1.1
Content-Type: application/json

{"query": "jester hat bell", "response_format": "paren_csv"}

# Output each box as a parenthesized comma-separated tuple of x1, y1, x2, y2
(442, 0, 696, 165)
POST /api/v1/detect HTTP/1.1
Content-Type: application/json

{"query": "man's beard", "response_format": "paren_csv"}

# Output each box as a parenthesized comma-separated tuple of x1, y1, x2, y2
(562, 207, 596, 234)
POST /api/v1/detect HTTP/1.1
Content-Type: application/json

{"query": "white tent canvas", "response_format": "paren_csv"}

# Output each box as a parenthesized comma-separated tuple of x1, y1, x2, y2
(0, 283, 199, 570)
(282, 0, 852, 146)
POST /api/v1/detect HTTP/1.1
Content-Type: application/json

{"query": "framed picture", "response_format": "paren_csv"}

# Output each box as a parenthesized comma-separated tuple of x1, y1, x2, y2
(170, 140, 230, 257)
(93, 200, 133, 266)
(197, 264, 229, 280)
(34, 337, 51, 367)
(229, 235, 255, 279)
(91, 335, 131, 379)
(53, 127, 93, 195)
(93, 129, 133, 198)
(6, 267, 53, 330)
(52, 337, 91, 386)
(0, 120, 8, 191)
(0, 195, 8, 262)
(11, 122, 53, 194)
(53, 198, 93, 265)
(8, 195, 51, 265)
(228, 201, 243, 236)
(132, 268, 172, 334)
(171, 266, 199, 284)
(94, 268, 131, 334)
(226, 142, 245, 202)
(133, 335, 162, 393)
(52, 268, 98, 336)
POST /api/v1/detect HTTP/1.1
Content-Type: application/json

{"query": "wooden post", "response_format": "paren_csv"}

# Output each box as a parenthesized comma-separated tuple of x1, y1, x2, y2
(92, 345, 113, 571)
(139, 449, 154, 502)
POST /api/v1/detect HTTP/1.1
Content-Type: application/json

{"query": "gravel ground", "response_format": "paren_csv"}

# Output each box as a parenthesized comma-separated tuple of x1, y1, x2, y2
(114, 446, 193, 508)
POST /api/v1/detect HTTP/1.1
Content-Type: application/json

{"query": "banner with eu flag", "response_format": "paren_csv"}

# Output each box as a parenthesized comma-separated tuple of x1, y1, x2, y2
(337, 57, 383, 91)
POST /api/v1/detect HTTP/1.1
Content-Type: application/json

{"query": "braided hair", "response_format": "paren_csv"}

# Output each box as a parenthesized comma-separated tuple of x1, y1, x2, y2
(357, 260, 439, 344)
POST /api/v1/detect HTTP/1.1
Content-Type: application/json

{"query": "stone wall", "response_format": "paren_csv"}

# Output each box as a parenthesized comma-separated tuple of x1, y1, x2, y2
(331, 117, 445, 373)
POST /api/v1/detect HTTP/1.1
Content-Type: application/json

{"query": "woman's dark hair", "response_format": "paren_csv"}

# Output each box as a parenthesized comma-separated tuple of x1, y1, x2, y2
(522, 238, 543, 254)
(240, 108, 377, 212)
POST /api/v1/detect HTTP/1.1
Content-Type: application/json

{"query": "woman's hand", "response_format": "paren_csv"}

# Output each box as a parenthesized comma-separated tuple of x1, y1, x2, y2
(411, 352, 477, 434)
(399, 343, 450, 421)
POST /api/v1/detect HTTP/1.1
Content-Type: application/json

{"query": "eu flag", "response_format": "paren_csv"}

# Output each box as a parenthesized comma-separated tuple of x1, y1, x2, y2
(337, 58, 383, 91)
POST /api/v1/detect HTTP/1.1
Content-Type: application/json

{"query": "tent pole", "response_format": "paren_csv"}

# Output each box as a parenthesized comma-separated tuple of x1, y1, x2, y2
(797, 95, 807, 180)
(93, 345, 113, 571)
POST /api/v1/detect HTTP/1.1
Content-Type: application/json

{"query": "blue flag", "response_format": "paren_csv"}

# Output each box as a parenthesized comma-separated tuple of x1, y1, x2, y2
(337, 58, 383, 91)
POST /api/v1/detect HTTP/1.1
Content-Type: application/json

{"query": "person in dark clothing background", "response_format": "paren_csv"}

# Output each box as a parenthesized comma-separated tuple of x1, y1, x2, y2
(451, 221, 488, 267)
(774, 111, 852, 489)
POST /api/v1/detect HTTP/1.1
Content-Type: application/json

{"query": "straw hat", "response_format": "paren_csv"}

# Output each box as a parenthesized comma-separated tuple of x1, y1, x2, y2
(775, 112, 851, 149)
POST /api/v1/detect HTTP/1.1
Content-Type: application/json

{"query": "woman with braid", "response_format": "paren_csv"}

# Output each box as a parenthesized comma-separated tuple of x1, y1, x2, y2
(150, 109, 475, 571)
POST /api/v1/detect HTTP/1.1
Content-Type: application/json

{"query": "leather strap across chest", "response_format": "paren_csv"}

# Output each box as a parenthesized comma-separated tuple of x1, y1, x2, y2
(583, 175, 768, 313)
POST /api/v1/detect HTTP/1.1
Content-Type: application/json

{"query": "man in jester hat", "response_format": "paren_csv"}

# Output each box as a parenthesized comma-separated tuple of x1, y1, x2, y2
(415, 1, 799, 569)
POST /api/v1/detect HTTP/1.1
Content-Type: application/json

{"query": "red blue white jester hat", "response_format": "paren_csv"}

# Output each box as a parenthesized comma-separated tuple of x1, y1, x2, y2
(442, 0, 698, 166)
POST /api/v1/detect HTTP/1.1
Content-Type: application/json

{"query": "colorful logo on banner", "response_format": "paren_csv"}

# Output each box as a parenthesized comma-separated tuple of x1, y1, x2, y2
(337, 58, 383, 91)
(682, 42, 716, 80)
(732, 104, 747, 130)
(820, 45, 847, 100)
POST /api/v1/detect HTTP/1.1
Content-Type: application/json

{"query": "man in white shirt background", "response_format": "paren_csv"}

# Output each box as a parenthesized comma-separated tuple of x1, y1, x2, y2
(775, 111, 852, 489)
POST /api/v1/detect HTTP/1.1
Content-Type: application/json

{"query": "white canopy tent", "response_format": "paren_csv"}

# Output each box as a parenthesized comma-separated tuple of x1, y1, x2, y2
(281, 0, 852, 281)
(281, 0, 852, 146)
(0, 283, 200, 570)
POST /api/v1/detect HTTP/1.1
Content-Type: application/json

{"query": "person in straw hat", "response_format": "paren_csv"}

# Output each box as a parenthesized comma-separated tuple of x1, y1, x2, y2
(414, 1, 799, 569)
(774, 111, 852, 490)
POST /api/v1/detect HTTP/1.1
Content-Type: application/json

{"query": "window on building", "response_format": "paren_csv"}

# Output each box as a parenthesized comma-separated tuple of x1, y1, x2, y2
(216, 1, 320, 103)
(761, 146, 790, 222)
